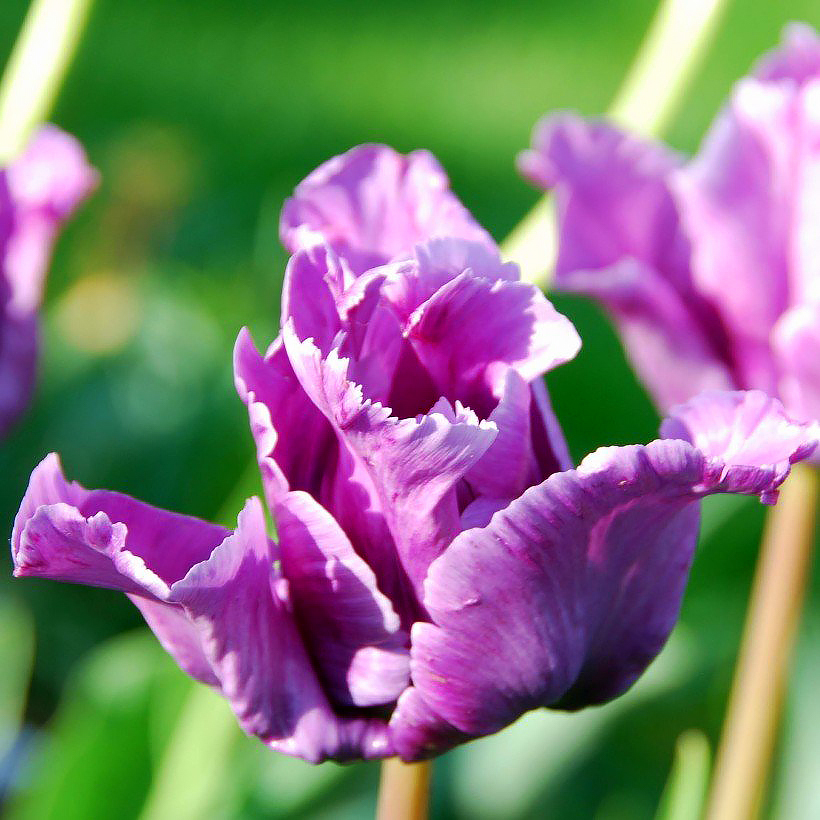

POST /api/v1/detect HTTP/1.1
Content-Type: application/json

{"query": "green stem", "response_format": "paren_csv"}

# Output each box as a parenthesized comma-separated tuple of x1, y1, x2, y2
(0, 0, 93, 161)
(502, 0, 732, 285)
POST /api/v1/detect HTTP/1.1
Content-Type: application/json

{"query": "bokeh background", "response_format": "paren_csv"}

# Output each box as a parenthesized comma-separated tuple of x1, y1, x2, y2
(0, 1, 819, 817)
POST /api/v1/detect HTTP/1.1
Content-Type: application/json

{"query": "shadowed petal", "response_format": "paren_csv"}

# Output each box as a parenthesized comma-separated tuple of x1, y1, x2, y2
(283, 325, 496, 591)
(234, 329, 337, 505)
(172, 498, 393, 763)
(276, 490, 410, 708)
(403, 392, 816, 745)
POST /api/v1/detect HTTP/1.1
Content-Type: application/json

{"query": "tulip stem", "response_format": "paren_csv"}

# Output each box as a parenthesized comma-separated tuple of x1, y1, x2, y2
(706, 463, 818, 820)
(0, 0, 93, 162)
(502, 0, 730, 285)
(375, 758, 432, 820)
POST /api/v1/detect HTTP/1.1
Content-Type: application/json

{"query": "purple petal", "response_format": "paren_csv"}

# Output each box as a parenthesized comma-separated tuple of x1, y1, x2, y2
(234, 328, 337, 505)
(402, 391, 817, 745)
(672, 78, 814, 393)
(773, 305, 820, 428)
(127, 596, 219, 686)
(283, 325, 496, 592)
(276, 490, 410, 708)
(753, 23, 820, 84)
(280, 144, 493, 273)
(4, 126, 97, 316)
(404, 268, 581, 408)
(12, 454, 229, 597)
(172, 498, 392, 763)
(660, 389, 819, 502)
(520, 115, 735, 409)
(465, 370, 539, 499)
(0, 311, 37, 437)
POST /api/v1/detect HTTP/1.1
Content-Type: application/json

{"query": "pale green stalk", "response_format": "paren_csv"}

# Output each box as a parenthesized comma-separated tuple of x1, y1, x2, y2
(502, 0, 731, 285)
(0, 0, 93, 161)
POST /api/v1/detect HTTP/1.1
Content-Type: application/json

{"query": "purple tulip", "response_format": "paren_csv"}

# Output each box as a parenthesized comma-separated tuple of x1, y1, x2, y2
(12, 145, 818, 763)
(519, 24, 820, 427)
(0, 126, 97, 437)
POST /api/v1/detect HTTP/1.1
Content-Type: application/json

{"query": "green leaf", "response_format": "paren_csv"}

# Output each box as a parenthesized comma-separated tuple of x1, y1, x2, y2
(655, 730, 711, 820)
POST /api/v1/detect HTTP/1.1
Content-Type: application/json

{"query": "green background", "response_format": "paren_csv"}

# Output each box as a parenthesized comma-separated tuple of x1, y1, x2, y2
(0, 1, 818, 817)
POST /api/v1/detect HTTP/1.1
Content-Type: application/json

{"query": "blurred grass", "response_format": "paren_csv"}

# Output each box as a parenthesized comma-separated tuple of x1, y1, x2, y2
(0, 0, 818, 817)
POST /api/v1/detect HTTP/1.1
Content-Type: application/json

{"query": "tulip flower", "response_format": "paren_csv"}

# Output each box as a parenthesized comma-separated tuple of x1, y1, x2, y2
(12, 145, 818, 763)
(0, 126, 96, 437)
(519, 24, 820, 424)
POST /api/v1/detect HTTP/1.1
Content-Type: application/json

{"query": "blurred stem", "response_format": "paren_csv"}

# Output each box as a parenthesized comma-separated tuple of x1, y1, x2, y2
(502, 0, 731, 285)
(706, 464, 819, 820)
(0, 0, 93, 161)
(376, 759, 431, 820)
(655, 730, 711, 820)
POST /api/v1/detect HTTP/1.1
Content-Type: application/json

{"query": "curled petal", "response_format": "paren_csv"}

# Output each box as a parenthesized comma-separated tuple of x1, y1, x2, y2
(660, 389, 819, 501)
(403, 392, 816, 750)
(405, 269, 581, 401)
(283, 324, 496, 591)
(172, 498, 392, 762)
(234, 329, 337, 505)
(280, 144, 492, 273)
(12, 454, 228, 597)
(773, 305, 820, 431)
(276, 490, 410, 708)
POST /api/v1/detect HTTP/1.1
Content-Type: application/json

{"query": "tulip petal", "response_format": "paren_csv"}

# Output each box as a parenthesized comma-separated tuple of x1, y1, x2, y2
(280, 144, 492, 273)
(12, 454, 228, 598)
(234, 328, 337, 505)
(283, 324, 497, 591)
(405, 269, 581, 403)
(405, 391, 817, 740)
(172, 498, 393, 763)
(773, 305, 820, 430)
(276, 490, 410, 708)
(673, 77, 820, 392)
(520, 115, 735, 409)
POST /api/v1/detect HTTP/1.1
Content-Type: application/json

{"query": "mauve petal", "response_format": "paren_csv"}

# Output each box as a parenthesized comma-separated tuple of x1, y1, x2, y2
(381, 238, 518, 326)
(753, 23, 820, 84)
(234, 328, 337, 505)
(12, 454, 229, 597)
(405, 269, 581, 405)
(660, 390, 819, 501)
(0, 311, 37, 437)
(673, 79, 805, 392)
(519, 115, 688, 287)
(127, 595, 219, 686)
(390, 687, 470, 762)
(4, 126, 97, 316)
(466, 370, 538, 499)
(404, 391, 816, 744)
(280, 243, 346, 354)
(559, 258, 735, 409)
(172, 498, 392, 763)
(774, 305, 820, 428)
(520, 115, 734, 409)
(276, 490, 410, 708)
(280, 144, 492, 273)
(283, 325, 496, 591)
